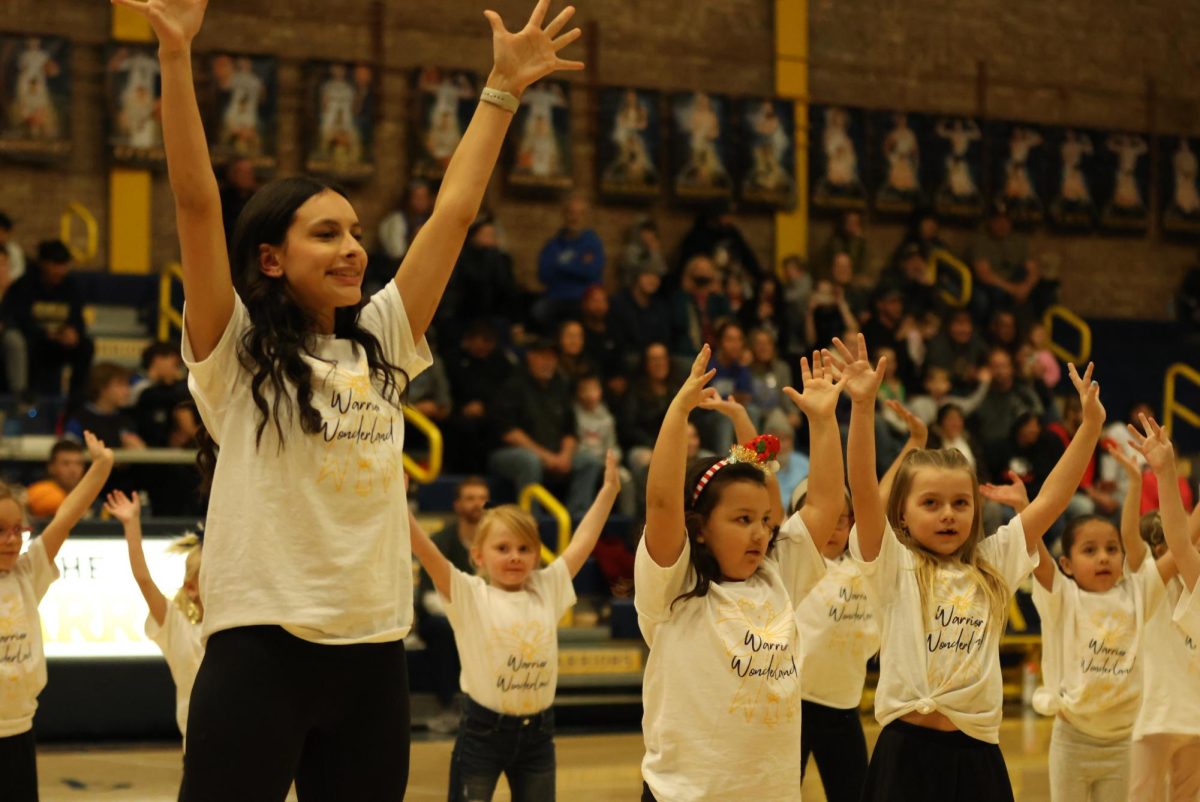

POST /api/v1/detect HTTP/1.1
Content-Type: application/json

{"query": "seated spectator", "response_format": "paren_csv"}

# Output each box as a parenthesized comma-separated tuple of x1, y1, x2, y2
(1009, 411, 1092, 546)
(556, 319, 598, 387)
(616, 217, 667, 291)
(1023, 322, 1061, 391)
(767, 413, 809, 510)
(816, 209, 870, 284)
(779, 255, 813, 358)
(967, 202, 1049, 324)
(534, 194, 606, 326)
(142, 400, 206, 517)
(370, 179, 433, 291)
(0, 239, 94, 407)
(133, 342, 189, 447)
(435, 213, 518, 349)
(1098, 400, 1155, 507)
(738, 275, 785, 349)
(619, 342, 682, 501)
(830, 251, 870, 322)
(578, 286, 623, 392)
(891, 207, 947, 263)
(971, 347, 1044, 479)
(610, 266, 671, 368)
(444, 322, 512, 474)
(66, 362, 145, 449)
(676, 205, 763, 283)
(804, 278, 858, 350)
(747, 328, 798, 431)
(701, 320, 753, 453)
(25, 440, 86, 517)
(906, 364, 991, 426)
(924, 308, 989, 392)
(887, 242, 937, 317)
(219, 158, 260, 250)
(415, 477, 489, 733)
(488, 337, 603, 518)
(573, 373, 633, 516)
(669, 255, 730, 356)
(861, 284, 918, 388)
(0, 211, 27, 283)
(407, 346, 452, 425)
(927, 403, 984, 476)
(986, 309, 1020, 354)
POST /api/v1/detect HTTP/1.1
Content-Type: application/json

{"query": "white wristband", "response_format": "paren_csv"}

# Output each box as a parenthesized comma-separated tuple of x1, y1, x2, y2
(481, 87, 520, 114)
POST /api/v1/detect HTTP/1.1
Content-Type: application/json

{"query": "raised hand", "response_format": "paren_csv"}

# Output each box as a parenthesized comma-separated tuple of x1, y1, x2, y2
(601, 449, 620, 493)
(110, 0, 209, 54)
(980, 470, 1031, 513)
(884, 399, 928, 447)
(829, 333, 885, 405)
(1103, 439, 1142, 479)
(783, 351, 843, 419)
(83, 430, 114, 464)
(698, 393, 748, 420)
(485, 1, 585, 96)
(1127, 414, 1174, 474)
(104, 490, 142, 526)
(673, 345, 718, 412)
(1067, 362, 1106, 428)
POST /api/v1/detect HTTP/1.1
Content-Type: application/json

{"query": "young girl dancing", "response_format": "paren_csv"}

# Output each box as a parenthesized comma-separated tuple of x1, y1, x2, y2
(637, 345, 847, 802)
(0, 432, 113, 802)
(842, 332, 1104, 802)
(112, 0, 582, 797)
(105, 490, 204, 746)
(408, 450, 620, 802)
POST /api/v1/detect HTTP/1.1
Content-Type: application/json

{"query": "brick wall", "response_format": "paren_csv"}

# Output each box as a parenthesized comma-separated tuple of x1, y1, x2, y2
(0, 0, 1193, 319)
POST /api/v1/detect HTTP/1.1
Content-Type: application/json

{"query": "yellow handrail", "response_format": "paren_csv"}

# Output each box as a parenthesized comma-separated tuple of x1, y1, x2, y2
(1043, 305, 1092, 365)
(1164, 362, 1200, 437)
(401, 406, 443, 485)
(158, 262, 184, 341)
(927, 248, 973, 308)
(519, 483, 572, 566)
(60, 202, 98, 264)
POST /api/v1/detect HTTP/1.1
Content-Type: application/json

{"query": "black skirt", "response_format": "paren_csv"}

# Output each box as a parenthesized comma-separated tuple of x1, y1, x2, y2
(862, 719, 1014, 802)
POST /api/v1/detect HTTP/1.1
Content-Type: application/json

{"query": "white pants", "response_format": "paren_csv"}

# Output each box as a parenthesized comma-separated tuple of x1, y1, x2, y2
(1130, 733, 1200, 802)
(1049, 717, 1131, 802)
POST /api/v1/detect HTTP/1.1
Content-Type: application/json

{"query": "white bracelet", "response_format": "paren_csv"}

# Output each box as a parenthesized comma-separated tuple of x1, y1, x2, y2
(481, 87, 520, 114)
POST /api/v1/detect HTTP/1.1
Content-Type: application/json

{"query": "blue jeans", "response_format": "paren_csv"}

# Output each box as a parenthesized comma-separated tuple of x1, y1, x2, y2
(487, 446, 603, 519)
(448, 697, 556, 802)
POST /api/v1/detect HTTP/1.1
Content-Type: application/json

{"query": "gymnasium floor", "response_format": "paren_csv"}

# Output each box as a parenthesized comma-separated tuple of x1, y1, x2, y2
(37, 714, 1055, 801)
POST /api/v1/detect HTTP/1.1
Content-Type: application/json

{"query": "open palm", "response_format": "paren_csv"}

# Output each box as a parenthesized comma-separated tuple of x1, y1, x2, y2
(1127, 414, 1174, 474)
(675, 346, 717, 411)
(486, 1, 584, 95)
(830, 334, 884, 404)
(980, 471, 1030, 512)
(112, 0, 209, 52)
(784, 351, 842, 418)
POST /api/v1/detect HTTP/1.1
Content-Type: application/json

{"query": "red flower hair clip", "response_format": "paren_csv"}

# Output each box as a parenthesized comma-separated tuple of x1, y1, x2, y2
(691, 435, 783, 504)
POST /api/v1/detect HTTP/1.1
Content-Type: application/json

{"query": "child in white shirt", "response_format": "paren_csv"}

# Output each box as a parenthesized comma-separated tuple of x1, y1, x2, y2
(842, 333, 1103, 802)
(637, 345, 846, 802)
(105, 490, 204, 747)
(0, 432, 113, 802)
(409, 451, 620, 802)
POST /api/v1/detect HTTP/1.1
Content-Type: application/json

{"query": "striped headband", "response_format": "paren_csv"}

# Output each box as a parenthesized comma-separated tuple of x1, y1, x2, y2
(690, 435, 782, 505)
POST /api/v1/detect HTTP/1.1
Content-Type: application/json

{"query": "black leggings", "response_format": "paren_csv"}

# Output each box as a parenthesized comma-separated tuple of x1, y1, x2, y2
(800, 699, 869, 802)
(0, 730, 37, 802)
(179, 626, 411, 802)
(862, 719, 1013, 802)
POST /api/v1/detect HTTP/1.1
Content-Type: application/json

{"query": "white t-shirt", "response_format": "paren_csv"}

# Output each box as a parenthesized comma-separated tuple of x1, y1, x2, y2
(183, 282, 432, 644)
(1134, 575, 1200, 739)
(635, 512, 825, 802)
(0, 538, 59, 737)
(849, 517, 1038, 744)
(145, 604, 204, 738)
(442, 559, 576, 715)
(1176, 586, 1200, 641)
(796, 553, 879, 709)
(1032, 559, 1165, 740)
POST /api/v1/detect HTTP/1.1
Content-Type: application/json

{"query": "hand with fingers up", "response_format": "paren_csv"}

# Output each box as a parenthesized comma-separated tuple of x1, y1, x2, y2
(485, 0, 585, 97)
(1067, 362, 1106, 429)
(671, 345, 719, 414)
(980, 470, 1031, 513)
(829, 333, 886, 407)
(783, 351, 844, 421)
(884, 399, 928, 448)
(110, 0, 208, 54)
(1127, 414, 1175, 475)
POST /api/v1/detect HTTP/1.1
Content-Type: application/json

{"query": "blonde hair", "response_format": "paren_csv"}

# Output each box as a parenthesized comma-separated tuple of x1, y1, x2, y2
(0, 484, 28, 525)
(474, 505, 542, 553)
(886, 449, 1009, 629)
(168, 533, 203, 623)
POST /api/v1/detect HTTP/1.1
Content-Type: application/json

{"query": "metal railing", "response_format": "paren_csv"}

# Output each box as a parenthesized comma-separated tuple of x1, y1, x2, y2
(1164, 362, 1200, 437)
(60, 202, 98, 265)
(1043, 305, 1092, 366)
(926, 248, 973, 308)
(158, 262, 185, 342)
(401, 407, 443, 485)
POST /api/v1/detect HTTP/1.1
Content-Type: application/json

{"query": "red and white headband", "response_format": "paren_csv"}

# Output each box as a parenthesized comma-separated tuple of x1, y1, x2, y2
(690, 435, 782, 505)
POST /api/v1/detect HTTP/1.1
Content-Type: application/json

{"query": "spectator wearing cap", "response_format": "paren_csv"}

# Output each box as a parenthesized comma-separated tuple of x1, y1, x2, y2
(488, 336, 604, 518)
(670, 254, 731, 356)
(610, 263, 671, 369)
(534, 194, 606, 326)
(435, 213, 518, 349)
(616, 217, 667, 291)
(0, 239, 93, 407)
(967, 202, 1041, 323)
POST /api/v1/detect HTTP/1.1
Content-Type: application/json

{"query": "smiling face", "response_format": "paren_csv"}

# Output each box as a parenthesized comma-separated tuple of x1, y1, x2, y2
(1060, 519, 1124, 592)
(472, 524, 539, 592)
(261, 190, 367, 326)
(899, 467, 976, 557)
(0, 498, 26, 572)
(700, 480, 774, 581)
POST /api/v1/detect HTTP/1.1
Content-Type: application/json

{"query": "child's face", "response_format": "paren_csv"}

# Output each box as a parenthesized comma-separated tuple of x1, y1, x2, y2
(472, 526, 538, 592)
(940, 409, 965, 438)
(901, 468, 975, 557)
(750, 332, 775, 364)
(718, 326, 744, 360)
(820, 503, 854, 560)
(576, 379, 602, 409)
(559, 323, 585, 356)
(1060, 520, 1124, 592)
(48, 451, 85, 491)
(150, 354, 183, 384)
(101, 377, 132, 408)
(0, 499, 25, 572)
(925, 370, 951, 398)
(701, 481, 773, 581)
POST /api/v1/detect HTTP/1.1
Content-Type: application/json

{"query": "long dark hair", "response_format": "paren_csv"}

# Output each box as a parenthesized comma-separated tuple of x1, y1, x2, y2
(227, 177, 409, 455)
(671, 457, 774, 609)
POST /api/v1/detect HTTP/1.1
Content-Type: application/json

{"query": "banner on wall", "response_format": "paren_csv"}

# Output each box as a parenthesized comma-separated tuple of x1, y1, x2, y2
(205, 53, 277, 171)
(106, 44, 164, 165)
(1095, 130, 1150, 234)
(737, 98, 797, 209)
(1160, 135, 1200, 238)
(304, 60, 375, 182)
(509, 79, 573, 191)
(411, 68, 477, 183)
(988, 121, 1049, 227)
(671, 91, 734, 202)
(809, 104, 867, 213)
(868, 110, 928, 217)
(925, 116, 984, 223)
(1046, 127, 1101, 232)
(0, 34, 71, 162)
(597, 87, 660, 200)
